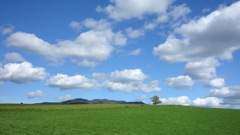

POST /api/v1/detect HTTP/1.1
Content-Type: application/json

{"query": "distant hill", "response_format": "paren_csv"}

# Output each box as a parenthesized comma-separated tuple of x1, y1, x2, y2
(38, 98, 145, 105)
(62, 98, 88, 104)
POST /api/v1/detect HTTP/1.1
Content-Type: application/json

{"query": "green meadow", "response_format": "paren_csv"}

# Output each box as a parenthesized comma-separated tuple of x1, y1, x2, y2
(0, 104, 239, 135)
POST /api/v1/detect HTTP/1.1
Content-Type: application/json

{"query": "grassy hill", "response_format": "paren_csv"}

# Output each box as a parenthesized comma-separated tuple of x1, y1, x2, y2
(0, 104, 239, 134)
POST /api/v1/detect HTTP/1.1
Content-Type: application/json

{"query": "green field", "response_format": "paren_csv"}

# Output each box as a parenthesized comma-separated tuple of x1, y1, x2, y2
(0, 104, 240, 135)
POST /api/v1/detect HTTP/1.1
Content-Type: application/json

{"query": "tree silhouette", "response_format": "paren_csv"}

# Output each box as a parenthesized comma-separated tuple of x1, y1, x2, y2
(151, 96, 161, 105)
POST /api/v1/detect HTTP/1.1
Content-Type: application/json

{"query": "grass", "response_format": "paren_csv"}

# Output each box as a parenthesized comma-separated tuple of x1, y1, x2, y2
(0, 104, 240, 135)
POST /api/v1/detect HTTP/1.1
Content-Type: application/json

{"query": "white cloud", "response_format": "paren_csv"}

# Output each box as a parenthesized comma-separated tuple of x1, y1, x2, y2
(69, 21, 81, 29)
(5, 31, 109, 66)
(104, 80, 160, 92)
(77, 59, 98, 67)
(193, 97, 223, 108)
(207, 78, 225, 88)
(109, 69, 147, 83)
(166, 75, 194, 89)
(0, 62, 48, 83)
(6, 19, 127, 67)
(71, 19, 127, 46)
(161, 94, 239, 109)
(156, 14, 169, 23)
(45, 69, 160, 92)
(125, 27, 144, 39)
(98, 0, 173, 21)
(185, 58, 219, 81)
(169, 4, 191, 21)
(161, 86, 240, 108)
(154, 2, 240, 62)
(4, 52, 25, 63)
(207, 86, 240, 99)
(104, 69, 160, 92)
(104, 81, 136, 92)
(113, 31, 127, 46)
(202, 8, 211, 13)
(161, 96, 191, 106)
(143, 13, 169, 30)
(27, 90, 48, 98)
(82, 18, 111, 31)
(92, 72, 106, 81)
(144, 22, 158, 30)
(144, 4, 190, 30)
(6, 32, 54, 56)
(129, 48, 142, 56)
(46, 74, 97, 90)
(0, 25, 14, 35)
(139, 80, 161, 92)
(70, 19, 111, 31)
(58, 94, 74, 101)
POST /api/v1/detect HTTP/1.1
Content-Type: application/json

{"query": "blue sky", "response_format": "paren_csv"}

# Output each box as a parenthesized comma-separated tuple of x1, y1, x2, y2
(0, 0, 240, 109)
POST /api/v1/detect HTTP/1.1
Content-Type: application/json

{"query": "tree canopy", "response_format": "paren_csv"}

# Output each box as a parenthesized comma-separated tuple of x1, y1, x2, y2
(151, 96, 161, 105)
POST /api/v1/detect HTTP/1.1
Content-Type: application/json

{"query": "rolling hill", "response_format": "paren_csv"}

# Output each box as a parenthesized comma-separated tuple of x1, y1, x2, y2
(39, 98, 145, 104)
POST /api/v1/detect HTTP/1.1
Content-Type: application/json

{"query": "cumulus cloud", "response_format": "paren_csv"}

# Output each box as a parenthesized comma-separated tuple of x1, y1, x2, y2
(207, 86, 240, 108)
(161, 85, 240, 108)
(166, 75, 194, 89)
(4, 52, 25, 63)
(5, 31, 111, 66)
(58, 94, 74, 101)
(109, 69, 147, 83)
(70, 18, 127, 46)
(0, 25, 14, 35)
(185, 58, 219, 81)
(82, 18, 111, 31)
(104, 81, 136, 92)
(129, 48, 142, 56)
(125, 27, 144, 39)
(46, 69, 160, 92)
(113, 31, 127, 46)
(160, 95, 238, 108)
(144, 22, 157, 30)
(104, 69, 160, 92)
(202, 8, 211, 13)
(193, 97, 223, 108)
(154, 2, 240, 62)
(169, 4, 191, 21)
(139, 80, 161, 92)
(206, 78, 225, 88)
(161, 96, 191, 106)
(165, 57, 223, 89)
(92, 72, 106, 81)
(144, 4, 190, 30)
(98, 0, 190, 32)
(98, 0, 173, 21)
(161, 96, 223, 108)
(46, 74, 97, 90)
(69, 21, 81, 30)
(6, 19, 127, 67)
(207, 86, 240, 99)
(165, 58, 222, 88)
(104, 80, 160, 92)
(27, 90, 48, 98)
(143, 13, 169, 30)
(0, 62, 48, 83)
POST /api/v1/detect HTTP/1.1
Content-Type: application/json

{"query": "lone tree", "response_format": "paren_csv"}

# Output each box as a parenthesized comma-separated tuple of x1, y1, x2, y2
(151, 95, 161, 105)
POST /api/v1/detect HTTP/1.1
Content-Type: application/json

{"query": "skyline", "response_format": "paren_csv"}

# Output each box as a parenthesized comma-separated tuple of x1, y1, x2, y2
(0, 0, 240, 109)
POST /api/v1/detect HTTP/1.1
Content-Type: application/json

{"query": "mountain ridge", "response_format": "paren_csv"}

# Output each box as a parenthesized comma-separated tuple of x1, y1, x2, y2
(38, 98, 145, 105)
